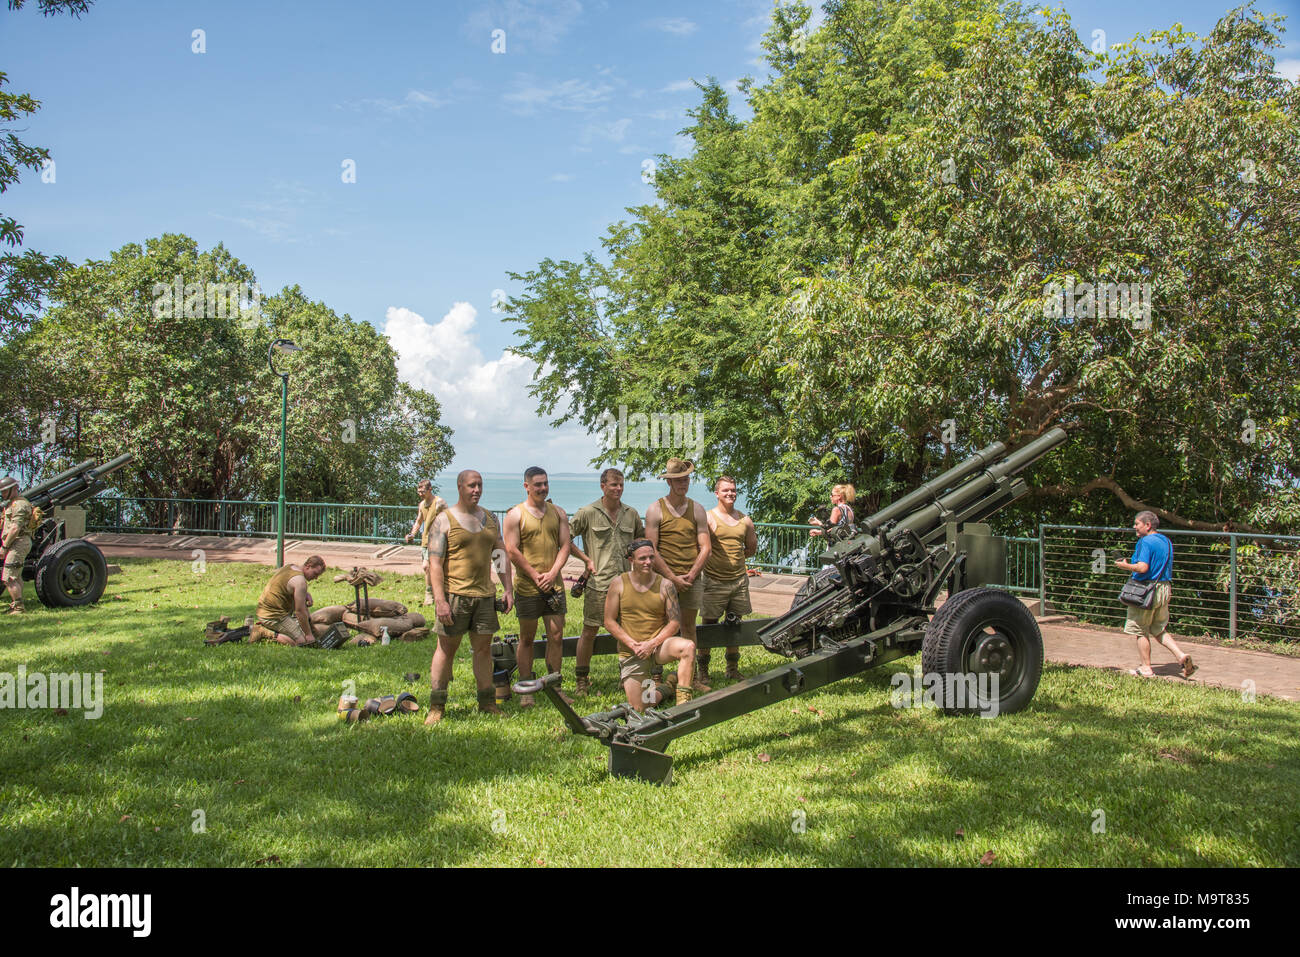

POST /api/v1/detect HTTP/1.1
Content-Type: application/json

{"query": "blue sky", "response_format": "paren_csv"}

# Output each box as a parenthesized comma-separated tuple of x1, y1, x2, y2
(4, 0, 1297, 474)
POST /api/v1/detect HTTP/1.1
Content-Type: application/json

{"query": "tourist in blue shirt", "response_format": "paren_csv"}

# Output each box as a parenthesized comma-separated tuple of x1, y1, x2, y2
(1113, 511, 1197, 679)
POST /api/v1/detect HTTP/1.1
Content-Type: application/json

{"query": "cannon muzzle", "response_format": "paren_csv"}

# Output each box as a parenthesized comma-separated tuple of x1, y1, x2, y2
(22, 453, 133, 512)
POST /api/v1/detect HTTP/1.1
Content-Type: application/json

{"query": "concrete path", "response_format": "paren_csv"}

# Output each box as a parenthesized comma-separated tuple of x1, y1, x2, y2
(88, 532, 1300, 702)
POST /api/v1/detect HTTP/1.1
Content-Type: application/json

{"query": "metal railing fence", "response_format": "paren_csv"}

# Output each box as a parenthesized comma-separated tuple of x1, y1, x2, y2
(82, 500, 1298, 643)
(1040, 525, 1299, 643)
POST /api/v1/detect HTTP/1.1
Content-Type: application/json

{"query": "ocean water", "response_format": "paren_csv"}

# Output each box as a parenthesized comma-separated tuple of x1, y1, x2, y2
(432, 472, 749, 518)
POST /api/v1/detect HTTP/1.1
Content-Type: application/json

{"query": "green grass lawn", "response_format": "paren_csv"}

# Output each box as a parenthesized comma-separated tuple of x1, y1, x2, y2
(2, 557, 1298, 867)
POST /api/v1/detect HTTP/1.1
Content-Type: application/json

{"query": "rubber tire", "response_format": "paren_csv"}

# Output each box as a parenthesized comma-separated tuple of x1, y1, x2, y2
(34, 539, 108, 608)
(921, 586, 1043, 716)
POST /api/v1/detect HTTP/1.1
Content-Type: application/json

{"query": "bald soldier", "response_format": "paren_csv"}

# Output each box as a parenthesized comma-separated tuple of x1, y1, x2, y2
(645, 457, 712, 692)
(252, 556, 330, 645)
(425, 470, 514, 724)
(1, 476, 35, 615)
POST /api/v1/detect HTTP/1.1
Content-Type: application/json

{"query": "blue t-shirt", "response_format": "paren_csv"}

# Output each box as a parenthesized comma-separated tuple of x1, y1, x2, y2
(1130, 532, 1172, 582)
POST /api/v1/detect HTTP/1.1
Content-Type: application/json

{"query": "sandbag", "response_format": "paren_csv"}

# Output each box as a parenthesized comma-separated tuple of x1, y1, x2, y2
(342, 611, 426, 638)
(345, 598, 408, 618)
(311, 605, 347, 625)
(400, 626, 431, 642)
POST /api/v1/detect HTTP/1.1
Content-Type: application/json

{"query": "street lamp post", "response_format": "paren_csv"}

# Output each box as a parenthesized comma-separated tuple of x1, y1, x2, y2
(267, 339, 301, 567)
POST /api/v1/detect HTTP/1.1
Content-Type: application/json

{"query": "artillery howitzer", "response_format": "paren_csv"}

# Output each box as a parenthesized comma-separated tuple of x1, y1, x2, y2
(500, 428, 1067, 784)
(17, 454, 132, 608)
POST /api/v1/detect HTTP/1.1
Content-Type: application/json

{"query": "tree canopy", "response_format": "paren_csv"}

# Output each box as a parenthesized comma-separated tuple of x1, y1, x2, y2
(505, 0, 1298, 533)
(2, 234, 454, 505)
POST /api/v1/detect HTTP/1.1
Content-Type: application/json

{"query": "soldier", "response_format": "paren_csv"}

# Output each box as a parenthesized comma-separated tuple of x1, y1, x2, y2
(405, 479, 448, 606)
(503, 467, 573, 707)
(700, 475, 758, 684)
(567, 468, 645, 696)
(645, 457, 712, 692)
(1, 476, 35, 614)
(425, 470, 514, 725)
(605, 539, 697, 711)
(253, 555, 329, 645)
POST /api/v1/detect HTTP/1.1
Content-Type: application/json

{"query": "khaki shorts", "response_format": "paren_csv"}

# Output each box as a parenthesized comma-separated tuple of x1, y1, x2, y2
(619, 651, 656, 685)
(701, 573, 751, 619)
(2, 537, 31, 583)
(583, 588, 608, 629)
(1123, 581, 1172, 639)
(671, 574, 703, 611)
(436, 593, 499, 638)
(259, 613, 308, 643)
(514, 589, 567, 621)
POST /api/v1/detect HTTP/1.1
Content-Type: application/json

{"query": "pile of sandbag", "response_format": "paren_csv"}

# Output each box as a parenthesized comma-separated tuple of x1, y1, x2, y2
(310, 598, 430, 642)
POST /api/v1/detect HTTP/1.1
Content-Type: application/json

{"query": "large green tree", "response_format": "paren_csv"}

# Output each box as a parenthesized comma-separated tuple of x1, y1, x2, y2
(3, 234, 454, 508)
(507, 0, 1298, 533)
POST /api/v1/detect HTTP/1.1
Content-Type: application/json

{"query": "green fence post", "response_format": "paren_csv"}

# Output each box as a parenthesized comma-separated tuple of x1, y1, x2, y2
(1038, 525, 1046, 616)
(1228, 533, 1238, 641)
(372, 509, 379, 541)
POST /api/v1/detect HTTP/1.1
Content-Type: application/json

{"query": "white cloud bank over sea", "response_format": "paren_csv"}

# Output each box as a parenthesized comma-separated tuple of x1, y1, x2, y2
(383, 301, 601, 475)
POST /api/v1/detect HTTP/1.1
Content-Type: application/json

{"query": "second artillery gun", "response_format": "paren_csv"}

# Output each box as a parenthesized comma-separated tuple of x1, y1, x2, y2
(508, 428, 1067, 784)
(16, 454, 132, 608)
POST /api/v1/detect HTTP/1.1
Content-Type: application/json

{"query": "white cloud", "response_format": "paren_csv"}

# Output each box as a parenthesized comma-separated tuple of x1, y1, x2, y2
(582, 117, 632, 143)
(383, 302, 598, 471)
(646, 17, 698, 36)
(660, 79, 697, 93)
(503, 75, 616, 114)
(465, 0, 585, 53)
(550, 172, 575, 181)
(1276, 59, 1300, 82)
(341, 87, 452, 115)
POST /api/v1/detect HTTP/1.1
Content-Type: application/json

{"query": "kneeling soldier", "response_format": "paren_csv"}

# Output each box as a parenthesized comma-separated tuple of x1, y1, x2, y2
(254, 556, 329, 645)
(606, 539, 696, 712)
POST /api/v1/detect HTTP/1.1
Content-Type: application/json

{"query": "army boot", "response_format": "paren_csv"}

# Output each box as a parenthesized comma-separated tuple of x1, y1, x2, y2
(695, 651, 712, 688)
(725, 651, 743, 682)
(675, 683, 693, 708)
(477, 688, 503, 715)
(518, 671, 536, 709)
(423, 688, 448, 726)
(574, 667, 592, 696)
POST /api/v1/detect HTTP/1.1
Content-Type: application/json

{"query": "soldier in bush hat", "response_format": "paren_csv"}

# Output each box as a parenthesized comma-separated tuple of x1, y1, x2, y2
(1, 476, 34, 614)
(645, 457, 712, 691)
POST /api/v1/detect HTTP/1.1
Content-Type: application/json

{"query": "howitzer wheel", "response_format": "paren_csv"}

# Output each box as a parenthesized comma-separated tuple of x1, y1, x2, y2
(34, 539, 109, 608)
(921, 587, 1043, 716)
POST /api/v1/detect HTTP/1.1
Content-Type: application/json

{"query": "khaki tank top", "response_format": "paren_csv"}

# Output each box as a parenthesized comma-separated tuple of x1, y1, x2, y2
(705, 510, 748, 580)
(257, 565, 300, 621)
(656, 497, 699, 575)
(617, 572, 665, 657)
(444, 509, 498, 598)
(515, 501, 561, 596)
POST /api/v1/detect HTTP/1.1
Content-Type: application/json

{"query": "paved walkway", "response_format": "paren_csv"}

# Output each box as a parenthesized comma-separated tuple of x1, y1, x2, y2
(88, 532, 1300, 701)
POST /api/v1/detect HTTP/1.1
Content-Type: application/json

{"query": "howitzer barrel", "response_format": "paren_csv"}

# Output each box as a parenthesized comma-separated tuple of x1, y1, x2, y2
(24, 453, 133, 511)
(894, 428, 1068, 543)
(20, 459, 96, 500)
(861, 440, 1007, 532)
